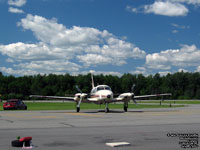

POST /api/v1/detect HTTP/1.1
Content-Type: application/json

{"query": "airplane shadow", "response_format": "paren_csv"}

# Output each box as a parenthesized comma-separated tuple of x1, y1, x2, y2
(83, 109, 144, 114)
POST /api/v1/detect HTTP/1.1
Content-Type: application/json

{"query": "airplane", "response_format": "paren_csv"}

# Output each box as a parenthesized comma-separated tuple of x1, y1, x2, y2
(30, 74, 172, 113)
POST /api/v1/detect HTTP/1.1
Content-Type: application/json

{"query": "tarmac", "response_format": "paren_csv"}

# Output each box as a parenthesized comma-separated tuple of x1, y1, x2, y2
(0, 104, 199, 150)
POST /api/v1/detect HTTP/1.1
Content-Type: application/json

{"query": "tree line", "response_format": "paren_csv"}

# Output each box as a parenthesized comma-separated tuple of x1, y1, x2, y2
(0, 71, 200, 100)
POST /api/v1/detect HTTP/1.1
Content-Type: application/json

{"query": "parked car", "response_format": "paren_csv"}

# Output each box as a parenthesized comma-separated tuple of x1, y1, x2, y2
(3, 99, 27, 110)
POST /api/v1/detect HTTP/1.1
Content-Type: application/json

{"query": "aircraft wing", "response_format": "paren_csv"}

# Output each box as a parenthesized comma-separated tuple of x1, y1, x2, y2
(30, 95, 74, 101)
(134, 93, 172, 99)
(108, 93, 172, 103)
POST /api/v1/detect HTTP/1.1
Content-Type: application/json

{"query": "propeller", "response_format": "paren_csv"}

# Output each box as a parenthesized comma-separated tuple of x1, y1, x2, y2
(75, 85, 83, 109)
(131, 84, 137, 105)
(131, 84, 136, 93)
(75, 85, 82, 94)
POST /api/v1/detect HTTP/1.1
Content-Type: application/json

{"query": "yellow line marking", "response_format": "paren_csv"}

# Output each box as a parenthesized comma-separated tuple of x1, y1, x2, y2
(31, 116, 62, 119)
(65, 112, 102, 117)
(2, 113, 62, 119)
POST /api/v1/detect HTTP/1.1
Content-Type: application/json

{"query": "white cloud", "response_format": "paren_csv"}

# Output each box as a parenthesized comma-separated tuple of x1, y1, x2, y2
(158, 71, 172, 76)
(130, 67, 149, 75)
(0, 67, 38, 76)
(0, 14, 146, 75)
(146, 45, 200, 70)
(77, 54, 113, 67)
(17, 60, 80, 73)
(8, 0, 26, 7)
(196, 66, 200, 72)
(75, 70, 123, 77)
(178, 68, 188, 72)
(172, 30, 179, 33)
(8, 7, 24, 13)
(170, 0, 200, 5)
(0, 42, 65, 61)
(144, 1, 188, 16)
(171, 23, 190, 29)
(127, 0, 189, 17)
(6, 58, 14, 63)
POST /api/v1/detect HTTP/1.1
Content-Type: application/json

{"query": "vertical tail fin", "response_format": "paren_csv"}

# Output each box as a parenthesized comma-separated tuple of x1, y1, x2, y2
(91, 73, 95, 89)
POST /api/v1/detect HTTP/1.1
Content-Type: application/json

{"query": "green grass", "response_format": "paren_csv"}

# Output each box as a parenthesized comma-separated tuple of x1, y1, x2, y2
(0, 102, 184, 111)
(138, 100, 200, 104)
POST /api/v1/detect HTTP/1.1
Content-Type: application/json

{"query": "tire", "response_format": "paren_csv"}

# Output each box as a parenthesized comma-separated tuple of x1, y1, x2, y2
(124, 106, 127, 112)
(11, 140, 23, 147)
(105, 108, 109, 113)
(76, 107, 80, 112)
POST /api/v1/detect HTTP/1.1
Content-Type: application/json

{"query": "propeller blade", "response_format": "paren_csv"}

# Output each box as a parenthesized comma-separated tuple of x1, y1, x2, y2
(133, 99, 137, 105)
(131, 84, 136, 93)
(75, 85, 82, 93)
(77, 96, 83, 107)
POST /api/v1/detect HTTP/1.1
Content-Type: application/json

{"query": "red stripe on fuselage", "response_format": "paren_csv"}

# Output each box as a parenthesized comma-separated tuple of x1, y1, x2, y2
(90, 95, 107, 98)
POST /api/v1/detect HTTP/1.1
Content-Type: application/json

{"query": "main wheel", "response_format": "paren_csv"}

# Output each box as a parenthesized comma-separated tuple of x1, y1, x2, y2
(124, 106, 128, 112)
(105, 108, 109, 113)
(76, 107, 80, 112)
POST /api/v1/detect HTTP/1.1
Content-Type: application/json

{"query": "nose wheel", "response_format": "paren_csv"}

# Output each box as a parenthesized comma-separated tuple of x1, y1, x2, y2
(105, 103, 109, 113)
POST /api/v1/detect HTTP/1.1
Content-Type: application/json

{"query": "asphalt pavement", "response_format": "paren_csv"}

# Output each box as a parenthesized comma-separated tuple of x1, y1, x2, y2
(0, 105, 199, 150)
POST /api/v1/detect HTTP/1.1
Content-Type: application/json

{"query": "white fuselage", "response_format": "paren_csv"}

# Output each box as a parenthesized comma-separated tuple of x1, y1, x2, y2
(90, 85, 113, 103)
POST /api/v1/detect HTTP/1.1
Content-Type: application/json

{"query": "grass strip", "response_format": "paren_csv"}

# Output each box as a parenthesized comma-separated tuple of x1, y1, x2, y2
(138, 100, 200, 104)
(0, 102, 184, 111)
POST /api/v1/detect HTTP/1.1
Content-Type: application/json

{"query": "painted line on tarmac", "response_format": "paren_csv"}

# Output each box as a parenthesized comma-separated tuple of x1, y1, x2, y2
(31, 116, 62, 119)
(65, 112, 102, 117)
(126, 110, 199, 116)
(2, 113, 63, 119)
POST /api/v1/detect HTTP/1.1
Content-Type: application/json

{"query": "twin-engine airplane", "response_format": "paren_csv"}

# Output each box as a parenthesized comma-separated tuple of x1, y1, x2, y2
(30, 74, 171, 113)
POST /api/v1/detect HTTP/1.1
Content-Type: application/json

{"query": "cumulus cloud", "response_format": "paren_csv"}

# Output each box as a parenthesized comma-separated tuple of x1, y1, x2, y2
(17, 60, 80, 73)
(171, 23, 190, 29)
(0, 14, 146, 75)
(6, 58, 14, 63)
(128, 1, 189, 16)
(178, 68, 188, 72)
(0, 67, 38, 76)
(75, 70, 123, 77)
(130, 67, 149, 75)
(146, 45, 200, 70)
(172, 30, 179, 33)
(144, 1, 188, 16)
(196, 66, 200, 72)
(158, 71, 172, 76)
(170, 0, 200, 5)
(8, 7, 24, 13)
(8, 0, 26, 7)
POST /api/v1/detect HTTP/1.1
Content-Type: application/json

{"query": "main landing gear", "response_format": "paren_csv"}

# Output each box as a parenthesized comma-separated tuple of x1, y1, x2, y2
(124, 102, 128, 112)
(76, 107, 80, 112)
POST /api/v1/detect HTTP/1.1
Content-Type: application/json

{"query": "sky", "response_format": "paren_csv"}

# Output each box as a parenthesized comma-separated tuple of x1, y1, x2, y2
(0, 0, 200, 76)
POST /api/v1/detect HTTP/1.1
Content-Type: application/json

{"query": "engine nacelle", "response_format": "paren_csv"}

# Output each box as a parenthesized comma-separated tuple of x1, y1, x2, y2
(74, 93, 88, 102)
(119, 93, 134, 101)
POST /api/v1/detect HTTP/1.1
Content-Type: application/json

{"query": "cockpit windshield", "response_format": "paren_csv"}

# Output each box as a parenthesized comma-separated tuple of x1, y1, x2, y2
(105, 86, 111, 90)
(97, 85, 111, 91)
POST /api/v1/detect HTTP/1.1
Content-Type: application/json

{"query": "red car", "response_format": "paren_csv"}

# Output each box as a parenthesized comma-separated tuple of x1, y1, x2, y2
(3, 99, 27, 110)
